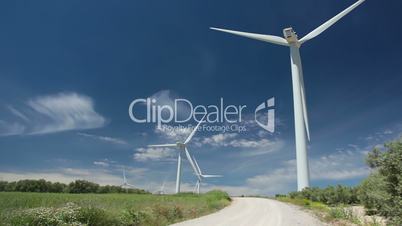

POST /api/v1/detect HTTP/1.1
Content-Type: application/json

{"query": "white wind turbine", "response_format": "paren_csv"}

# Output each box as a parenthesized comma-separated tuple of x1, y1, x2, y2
(121, 168, 135, 192)
(148, 115, 206, 194)
(158, 181, 166, 195)
(193, 156, 222, 194)
(211, 0, 366, 191)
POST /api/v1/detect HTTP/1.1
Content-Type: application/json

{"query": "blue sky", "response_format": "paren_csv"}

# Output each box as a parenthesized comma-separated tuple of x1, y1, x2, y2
(0, 0, 402, 195)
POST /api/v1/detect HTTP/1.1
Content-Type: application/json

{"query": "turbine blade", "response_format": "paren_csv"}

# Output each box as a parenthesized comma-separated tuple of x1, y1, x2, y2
(299, 73, 311, 141)
(184, 147, 201, 180)
(148, 144, 177, 148)
(184, 114, 206, 144)
(300, 0, 366, 44)
(210, 27, 289, 46)
(193, 156, 202, 175)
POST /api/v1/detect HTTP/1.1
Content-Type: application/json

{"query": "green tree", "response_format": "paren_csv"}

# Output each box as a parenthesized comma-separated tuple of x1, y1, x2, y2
(0, 181, 8, 191)
(361, 138, 402, 225)
(68, 180, 99, 193)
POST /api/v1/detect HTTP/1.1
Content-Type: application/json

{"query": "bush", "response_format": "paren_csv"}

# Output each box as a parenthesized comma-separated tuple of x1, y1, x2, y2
(286, 186, 359, 206)
(78, 206, 121, 226)
(0, 179, 149, 194)
(68, 180, 100, 193)
(9, 202, 82, 226)
(357, 172, 390, 214)
(361, 138, 402, 225)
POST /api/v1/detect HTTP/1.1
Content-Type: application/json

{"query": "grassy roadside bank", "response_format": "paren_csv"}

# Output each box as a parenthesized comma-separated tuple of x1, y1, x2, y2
(276, 197, 384, 226)
(0, 190, 231, 226)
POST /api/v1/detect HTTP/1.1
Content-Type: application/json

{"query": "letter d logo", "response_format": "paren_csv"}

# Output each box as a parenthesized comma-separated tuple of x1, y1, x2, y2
(255, 97, 275, 132)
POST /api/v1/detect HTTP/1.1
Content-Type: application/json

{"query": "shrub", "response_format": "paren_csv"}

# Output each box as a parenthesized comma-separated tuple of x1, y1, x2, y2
(9, 202, 82, 226)
(123, 208, 157, 226)
(286, 186, 359, 206)
(79, 206, 123, 226)
(362, 138, 402, 225)
(0, 179, 149, 194)
(357, 172, 390, 214)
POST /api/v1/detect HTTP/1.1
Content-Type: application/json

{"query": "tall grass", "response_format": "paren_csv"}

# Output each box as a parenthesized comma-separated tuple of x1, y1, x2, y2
(0, 190, 231, 226)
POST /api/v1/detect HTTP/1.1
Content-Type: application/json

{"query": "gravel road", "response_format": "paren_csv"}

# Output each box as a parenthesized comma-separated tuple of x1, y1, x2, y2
(171, 197, 325, 226)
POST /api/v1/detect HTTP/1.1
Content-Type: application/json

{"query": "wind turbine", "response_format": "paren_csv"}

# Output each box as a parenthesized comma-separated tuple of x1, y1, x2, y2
(148, 115, 206, 194)
(154, 180, 166, 195)
(121, 168, 135, 192)
(159, 181, 166, 195)
(193, 156, 222, 194)
(211, 0, 366, 191)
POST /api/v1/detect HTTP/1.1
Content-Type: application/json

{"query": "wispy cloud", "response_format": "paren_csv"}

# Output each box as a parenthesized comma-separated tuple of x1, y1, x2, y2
(244, 149, 370, 195)
(154, 125, 192, 141)
(0, 92, 106, 136)
(78, 132, 128, 145)
(202, 133, 238, 145)
(28, 93, 106, 134)
(134, 147, 176, 162)
(0, 120, 25, 136)
(93, 161, 110, 167)
(200, 132, 284, 156)
(311, 150, 369, 180)
(149, 90, 192, 120)
(7, 105, 30, 122)
(0, 168, 121, 185)
(0, 166, 148, 186)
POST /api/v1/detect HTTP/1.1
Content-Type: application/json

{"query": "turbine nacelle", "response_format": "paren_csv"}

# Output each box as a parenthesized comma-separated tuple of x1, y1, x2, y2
(283, 27, 299, 44)
(176, 142, 186, 149)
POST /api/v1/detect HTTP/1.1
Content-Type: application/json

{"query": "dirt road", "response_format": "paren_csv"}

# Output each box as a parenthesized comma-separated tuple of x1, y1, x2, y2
(171, 197, 325, 226)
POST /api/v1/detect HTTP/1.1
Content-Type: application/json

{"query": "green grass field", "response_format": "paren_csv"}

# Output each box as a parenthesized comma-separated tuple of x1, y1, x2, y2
(0, 191, 231, 226)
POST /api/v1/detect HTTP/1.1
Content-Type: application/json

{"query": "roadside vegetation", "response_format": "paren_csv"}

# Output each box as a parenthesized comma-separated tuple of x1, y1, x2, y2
(277, 138, 402, 226)
(0, 183, 230, 226)
(0, 179, 148, 194)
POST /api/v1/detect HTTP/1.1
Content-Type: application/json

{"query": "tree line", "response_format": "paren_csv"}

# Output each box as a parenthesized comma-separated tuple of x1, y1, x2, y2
(279, 138, 402, 225)
(0, 179, 149, 194)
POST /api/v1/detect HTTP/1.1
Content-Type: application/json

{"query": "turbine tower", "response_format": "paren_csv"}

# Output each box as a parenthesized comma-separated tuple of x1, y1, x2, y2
(148, 115, 206, 194)
(121, 168, 135, 192)
(211, 0, 366, 191)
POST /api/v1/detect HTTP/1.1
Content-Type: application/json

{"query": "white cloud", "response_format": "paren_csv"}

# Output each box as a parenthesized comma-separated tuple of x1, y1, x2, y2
(0, 166, 147, 186)
(93, 161, 110, 167)
(310, 150, 369, 180)
(134, 147, 176, 162)
(202, 133, 238, 145)
(78, 132, 128, 145)
(0, 120, 25, 136)
(0, 92, 106, 136)
(7, 105, 30, 122)
(28, 93, 106, 134)
(242, 150, 370, 195)
(0, 169, 119, 185)
(149, 90, 192, 120)
(201, 132, 283, 156)
(154, 125, 192, 141)
(246, 160, 296, 194)
(229, 138, 277, 149)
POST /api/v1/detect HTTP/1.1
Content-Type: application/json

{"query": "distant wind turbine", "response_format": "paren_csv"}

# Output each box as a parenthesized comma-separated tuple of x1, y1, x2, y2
(154, 180, 166, 195)
(211, 0, 366, 191)
(148, 115, 206, 194)
(193, 156, 222, 194)
(121, 168, 135, 192)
